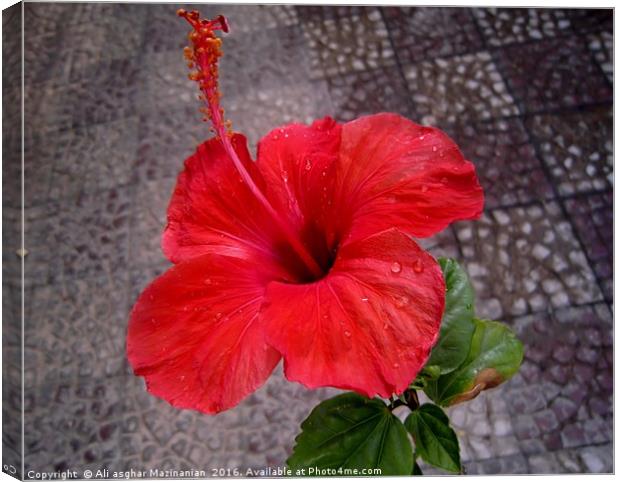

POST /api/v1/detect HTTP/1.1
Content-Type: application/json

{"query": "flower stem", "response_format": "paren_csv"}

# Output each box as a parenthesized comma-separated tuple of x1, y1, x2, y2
(404, 389, 420, 411)
(390, 388, 420, 412)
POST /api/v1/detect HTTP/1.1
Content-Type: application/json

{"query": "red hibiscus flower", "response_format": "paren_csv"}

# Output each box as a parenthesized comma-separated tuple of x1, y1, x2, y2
(126, 10, 484, 414)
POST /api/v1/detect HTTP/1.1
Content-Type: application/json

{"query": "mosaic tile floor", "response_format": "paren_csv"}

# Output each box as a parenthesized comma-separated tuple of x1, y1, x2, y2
(3, 3, 613, 477)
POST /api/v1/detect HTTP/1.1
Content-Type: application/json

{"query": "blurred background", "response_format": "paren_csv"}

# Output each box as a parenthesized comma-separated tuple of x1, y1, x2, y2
(3, 2, 613, 476)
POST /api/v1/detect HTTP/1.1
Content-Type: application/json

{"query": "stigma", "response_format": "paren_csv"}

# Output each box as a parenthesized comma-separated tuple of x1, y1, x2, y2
(177, 9, 232, 137)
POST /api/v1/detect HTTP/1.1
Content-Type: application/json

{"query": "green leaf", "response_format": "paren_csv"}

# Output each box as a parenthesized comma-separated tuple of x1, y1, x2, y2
(425, 258, 476, 374)
(410, 365, 441, 390)
(287, 392, 413, 476)
(425, 318, 524, 406)
(405, 404, 461, 473)
(412, 461, 423, 475)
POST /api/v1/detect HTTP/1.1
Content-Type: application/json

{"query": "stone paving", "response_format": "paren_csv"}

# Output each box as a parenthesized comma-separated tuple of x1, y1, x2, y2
(2, 3, 613, 477)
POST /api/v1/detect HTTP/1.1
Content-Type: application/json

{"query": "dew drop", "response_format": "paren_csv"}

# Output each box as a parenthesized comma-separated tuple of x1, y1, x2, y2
(395, 295, 410, 308)
(204, 278, 212, 285)
(361, 296, 369, 302)
(421, 185, 429, 193)
(393, 362, 400, 369)
(419, 134, 426, 140)
(215, 312, 223, 320)
(432, 145, 438, 152)
(282, 170, 289, 182)
(390, 261, 402, 274)
(413, 259, 424, 273)
(321, 170, 327, 177)
(344, 330, 352, 338)
(305, 159, 312, 171)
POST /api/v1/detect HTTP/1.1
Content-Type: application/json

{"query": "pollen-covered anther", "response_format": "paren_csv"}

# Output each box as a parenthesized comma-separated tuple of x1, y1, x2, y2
(178, 9, 230, 138)
(224, 119, 233, 135)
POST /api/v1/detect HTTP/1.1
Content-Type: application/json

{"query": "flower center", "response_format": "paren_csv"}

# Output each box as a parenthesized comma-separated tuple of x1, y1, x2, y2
(178, 10, 324, 280)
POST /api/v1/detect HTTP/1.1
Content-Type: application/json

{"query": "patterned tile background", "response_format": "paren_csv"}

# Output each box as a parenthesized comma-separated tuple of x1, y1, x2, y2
(2, 3, 613, 477)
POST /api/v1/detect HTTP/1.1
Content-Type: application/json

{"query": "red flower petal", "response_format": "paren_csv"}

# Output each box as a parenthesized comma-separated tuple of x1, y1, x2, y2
(127, 253, 285, 413)
(256, 117, 342, 267)
(162, 133, 279, 265)
(334, 113, 484, 245)
(262, 228, 445, 398)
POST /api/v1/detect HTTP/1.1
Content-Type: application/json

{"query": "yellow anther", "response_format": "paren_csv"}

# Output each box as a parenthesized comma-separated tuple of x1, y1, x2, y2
(179, 10, 230, 139)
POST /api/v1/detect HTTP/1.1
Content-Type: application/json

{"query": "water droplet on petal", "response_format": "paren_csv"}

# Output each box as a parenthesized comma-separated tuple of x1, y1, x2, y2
(419, 134, 426, 140)
(421, 185, 429, 193)
(305, 159, 312, 171)
(393, 362, 400, 369)
(204, 278, 212, 285)
(215, 312, 223, 320)
(395, 295, 410, 308)
(361, 296, 369, 302)
(282, 170, 289, 182)
(321, 170, 327, 177)
(344, 330, 351, 338)
(390, 262, 402, 274)
(432, 145, 438, 152)
(413, 259, 424, 273)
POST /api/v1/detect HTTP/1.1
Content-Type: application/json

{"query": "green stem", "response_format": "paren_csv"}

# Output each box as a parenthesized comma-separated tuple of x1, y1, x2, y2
(389, 388, 420, 412)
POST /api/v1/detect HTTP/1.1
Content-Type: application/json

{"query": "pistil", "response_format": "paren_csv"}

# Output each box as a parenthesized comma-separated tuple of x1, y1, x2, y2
(178, 10, 323, 279)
